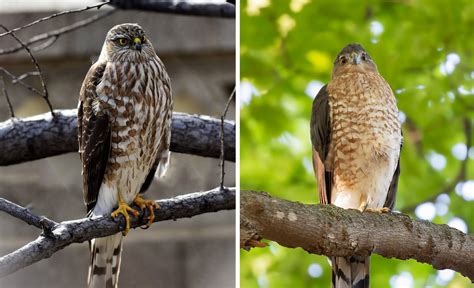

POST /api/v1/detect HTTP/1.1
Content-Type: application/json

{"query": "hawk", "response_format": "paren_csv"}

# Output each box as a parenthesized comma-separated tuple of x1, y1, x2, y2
(78, 23, 172, 288)
(310, 44, 402, 288)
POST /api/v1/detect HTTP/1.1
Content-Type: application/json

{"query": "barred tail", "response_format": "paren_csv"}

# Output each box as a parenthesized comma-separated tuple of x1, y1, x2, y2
(331, 256, 370, 288)
(88, 234, 123, 288)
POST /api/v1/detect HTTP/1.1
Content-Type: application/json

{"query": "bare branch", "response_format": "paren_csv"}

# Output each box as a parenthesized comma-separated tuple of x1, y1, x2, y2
(220, 87, 235, 189)
(0, 67, 44, 96)
(0, 76, 14, 118)
(110, 0, 235, 18)
(0, 25, 53, 116)
(0, 198, 56, 229)
(0, 2, 110, 39)
(240, 190, 474, 280)
(30, 36, 58, 53)
(0, 109, 235, 165)
(11, 72, 40, 83)
(0, 11, 115, 55)
(0, 187, 235, 278)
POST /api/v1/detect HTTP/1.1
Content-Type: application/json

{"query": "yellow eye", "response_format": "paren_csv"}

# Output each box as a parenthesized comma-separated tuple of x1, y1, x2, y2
(117, 38, 129, 46)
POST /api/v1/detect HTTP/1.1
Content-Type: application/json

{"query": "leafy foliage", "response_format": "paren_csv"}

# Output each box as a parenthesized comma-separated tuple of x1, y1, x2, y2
(240, 0, 474, 287)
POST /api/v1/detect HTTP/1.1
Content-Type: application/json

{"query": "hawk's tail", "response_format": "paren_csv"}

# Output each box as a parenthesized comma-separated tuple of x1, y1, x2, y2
(88, 233, 123, 288)
(331, 256, 369, 288)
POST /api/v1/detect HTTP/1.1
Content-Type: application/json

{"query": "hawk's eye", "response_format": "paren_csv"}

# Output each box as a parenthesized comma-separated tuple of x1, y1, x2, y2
(117, 38, 129, 46)
(340, 56, 348, 65)
(361, 53, 368, 61)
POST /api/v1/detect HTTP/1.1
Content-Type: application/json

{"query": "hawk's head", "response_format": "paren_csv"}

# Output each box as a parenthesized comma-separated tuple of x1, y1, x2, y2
(101, 23, 156, 62)
(332, 44, 378, 77)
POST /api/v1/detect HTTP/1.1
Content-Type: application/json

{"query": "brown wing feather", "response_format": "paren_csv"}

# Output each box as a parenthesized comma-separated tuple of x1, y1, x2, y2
(310, 85, 332, 204)
(78, 62, 110, 214)
(139, 158, 159, 194)
(384, 138, 402, 210)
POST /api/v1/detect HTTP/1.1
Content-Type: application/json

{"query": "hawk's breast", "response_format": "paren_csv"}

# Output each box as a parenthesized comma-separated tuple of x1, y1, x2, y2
(327, 71, 401, 209)
(96, 59, 172, 205)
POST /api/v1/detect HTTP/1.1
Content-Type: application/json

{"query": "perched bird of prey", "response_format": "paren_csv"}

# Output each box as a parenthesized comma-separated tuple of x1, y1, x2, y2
(310, 44, 402, 288)
(78, 23, 172, 288)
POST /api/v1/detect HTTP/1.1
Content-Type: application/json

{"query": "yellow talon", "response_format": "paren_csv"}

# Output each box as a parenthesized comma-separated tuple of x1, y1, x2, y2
(133, 194, 160, 228)
(111, 194, 139, 236)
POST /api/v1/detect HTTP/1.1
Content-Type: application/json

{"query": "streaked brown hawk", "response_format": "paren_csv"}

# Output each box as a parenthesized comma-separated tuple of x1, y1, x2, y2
(310, 44, 402, 288)
(78, 23, 172, 288)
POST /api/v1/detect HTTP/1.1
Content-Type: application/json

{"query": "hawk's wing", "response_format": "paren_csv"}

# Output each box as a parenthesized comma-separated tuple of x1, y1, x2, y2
(310, 85, 332, 204)
(139, 159, 159, 194)
(384, 137, 402, 210)
(78, 62, 111, 214)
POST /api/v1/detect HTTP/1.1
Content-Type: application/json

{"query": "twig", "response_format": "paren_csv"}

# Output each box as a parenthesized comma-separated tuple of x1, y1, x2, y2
(109, 0, 235, 18)
(11, 72, 39, 83)
(220, 87, 235, 190)
(0, 198, 57, 230)
(240, 190, 474, 280)
(0, 109, 236, 165)
(0, 25, 53, 116)
(30, 36, 58, 53)
(0, 2, 110, 39)
(0, 76, 14, 118)
(0, 11, 115, 55)
(0, 187, 235, 277)
(0, 68, 44, 96)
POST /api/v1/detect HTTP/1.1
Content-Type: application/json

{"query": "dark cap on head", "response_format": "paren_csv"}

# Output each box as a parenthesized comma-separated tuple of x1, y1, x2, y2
(107, 23, 146, 41)
(337, 43, 366, 57)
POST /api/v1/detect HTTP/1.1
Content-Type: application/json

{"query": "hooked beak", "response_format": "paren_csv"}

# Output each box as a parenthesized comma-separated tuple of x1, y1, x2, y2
(350, 52, 361, 65)
(133, 37, 142, 51)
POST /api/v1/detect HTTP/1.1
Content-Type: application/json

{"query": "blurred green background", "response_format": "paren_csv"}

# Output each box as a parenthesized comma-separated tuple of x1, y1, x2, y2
(240, 0, 473, 287)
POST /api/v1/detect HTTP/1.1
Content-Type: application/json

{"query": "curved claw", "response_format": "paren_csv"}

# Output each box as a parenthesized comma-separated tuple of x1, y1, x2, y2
(133, 195, 160, 228)
(111, 194, 139, 236)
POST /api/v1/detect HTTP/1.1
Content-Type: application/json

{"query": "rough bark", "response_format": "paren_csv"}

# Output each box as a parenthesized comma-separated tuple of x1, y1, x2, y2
(240, 190, 474, 280)
(0, 109, 235, 166)
(0, 187, 235, 277)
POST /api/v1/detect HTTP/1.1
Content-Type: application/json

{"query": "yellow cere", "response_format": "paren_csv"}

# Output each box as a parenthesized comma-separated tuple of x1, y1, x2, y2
(133, 37, 141, 44)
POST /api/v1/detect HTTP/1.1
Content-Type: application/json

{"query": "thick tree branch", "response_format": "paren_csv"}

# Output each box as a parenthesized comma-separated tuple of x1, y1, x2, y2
(0, 109, 235, 166)
(240, 190, 474, 280)
(109, 0, 235, 18)
(0, 187, 235, 277)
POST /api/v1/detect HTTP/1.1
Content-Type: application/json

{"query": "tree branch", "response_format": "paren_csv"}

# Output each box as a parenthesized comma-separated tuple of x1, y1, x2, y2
(0, 198, 57, 229)
(0, 25, 54, 115)
(0, 2, 110, 39)
(0, 187, 235, 277)
(0, 109, 235, 166)
(0, 11, 115, 55)
(240, 190, 474, 280)
(109, 0, 235, 18)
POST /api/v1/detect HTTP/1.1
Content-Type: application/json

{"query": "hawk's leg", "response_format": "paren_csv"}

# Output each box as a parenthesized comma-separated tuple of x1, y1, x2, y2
(111, 194, 139, 236)
(133, 195, 160, 228)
